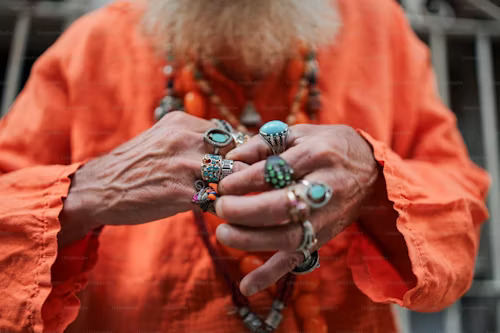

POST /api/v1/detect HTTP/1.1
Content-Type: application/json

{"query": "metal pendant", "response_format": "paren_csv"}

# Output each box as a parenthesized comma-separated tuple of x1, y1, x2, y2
(239, 101, 262, 128)
(154, 95, 183, 121)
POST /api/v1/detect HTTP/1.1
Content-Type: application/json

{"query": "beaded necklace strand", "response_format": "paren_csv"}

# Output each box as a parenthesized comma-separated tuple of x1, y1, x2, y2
(154, 44, 321, 131)
(155, 45, 327, 332)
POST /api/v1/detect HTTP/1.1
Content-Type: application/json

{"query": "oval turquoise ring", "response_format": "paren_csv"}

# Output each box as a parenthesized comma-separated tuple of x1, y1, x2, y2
(204, 128, 234, 155)
(259, 120, 289, 155)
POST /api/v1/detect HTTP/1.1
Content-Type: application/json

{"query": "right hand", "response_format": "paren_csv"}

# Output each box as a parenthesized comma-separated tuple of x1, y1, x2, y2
(59, 112, 217, 245)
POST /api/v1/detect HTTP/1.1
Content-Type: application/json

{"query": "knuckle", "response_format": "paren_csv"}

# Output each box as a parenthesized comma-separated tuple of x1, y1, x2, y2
(169, 129, 196, 148)
(312, 142, 333, 162)
(163, 110, 185, 123)
(249, 169, 265, 187)
(176, 158, 198, 175)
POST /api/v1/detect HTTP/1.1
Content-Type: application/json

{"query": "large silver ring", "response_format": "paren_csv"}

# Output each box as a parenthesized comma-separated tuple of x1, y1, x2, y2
(296, 220, 317, 256)
(292, 250, 320, 275)
(259, 120, 289, 155)
(298, 180, 333, 209)
(204, 128, 234, 155)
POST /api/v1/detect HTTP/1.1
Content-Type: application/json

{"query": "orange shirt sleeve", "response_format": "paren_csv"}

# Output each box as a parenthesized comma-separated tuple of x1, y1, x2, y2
(347, 2, 490, 312)
(0, 13, 101, 333)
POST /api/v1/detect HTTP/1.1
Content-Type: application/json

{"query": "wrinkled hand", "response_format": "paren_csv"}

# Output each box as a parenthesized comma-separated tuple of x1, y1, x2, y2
(60, 112, 218, 245)
(215, 124, 379, 296)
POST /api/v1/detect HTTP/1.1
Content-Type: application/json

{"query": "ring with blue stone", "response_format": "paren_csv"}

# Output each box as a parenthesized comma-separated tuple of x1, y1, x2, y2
(259, 120, 289, 155)
(204, 128, 234, 155)
(264, 155, 294, 189)
(201, 154, 224, 183)
(299, 180, 333, 209)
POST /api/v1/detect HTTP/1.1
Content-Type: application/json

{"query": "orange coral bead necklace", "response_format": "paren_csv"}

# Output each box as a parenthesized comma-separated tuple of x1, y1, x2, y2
(156, 46, 326, 332)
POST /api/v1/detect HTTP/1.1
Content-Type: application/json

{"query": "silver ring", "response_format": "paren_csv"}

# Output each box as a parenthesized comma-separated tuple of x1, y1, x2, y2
(221, 159, 234, 180)
(296, 220, 317, 255)
(292, 250, 320, 275)
(212, 118, 249, 147)
(204, 128, 234, 154)
(232, 132, 250, 147)
(259, 120, 289, 155)
(298, 180, 333, 209)
(299, 248, 311, 261)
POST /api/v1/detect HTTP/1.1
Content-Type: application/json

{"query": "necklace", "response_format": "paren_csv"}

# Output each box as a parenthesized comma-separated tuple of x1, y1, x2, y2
(155, 45, 327, 332)
(154, 44, 322, 133)
(193, 211, 295, 332)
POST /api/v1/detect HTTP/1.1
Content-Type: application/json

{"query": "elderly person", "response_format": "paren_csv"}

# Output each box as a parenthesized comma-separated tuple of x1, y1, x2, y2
(0, 0, 489, 332)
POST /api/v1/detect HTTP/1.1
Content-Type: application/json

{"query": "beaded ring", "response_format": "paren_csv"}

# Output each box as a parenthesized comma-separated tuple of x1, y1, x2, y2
(201, 154, 223, 183)
(264, 155, 294, 189)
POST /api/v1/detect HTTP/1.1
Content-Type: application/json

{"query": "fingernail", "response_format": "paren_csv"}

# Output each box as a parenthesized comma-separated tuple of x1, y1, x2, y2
(215, 199, 224, 217)
(216, 224, 230, 242)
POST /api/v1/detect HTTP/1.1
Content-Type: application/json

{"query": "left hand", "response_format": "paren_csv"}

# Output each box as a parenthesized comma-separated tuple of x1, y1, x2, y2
(215, 124, 380, 296)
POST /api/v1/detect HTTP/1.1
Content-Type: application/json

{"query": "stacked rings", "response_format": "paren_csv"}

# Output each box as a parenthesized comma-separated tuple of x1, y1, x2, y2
(265, 155, 294, 189)
(259, 120, 289, 155)
(201, 154, 233, 183)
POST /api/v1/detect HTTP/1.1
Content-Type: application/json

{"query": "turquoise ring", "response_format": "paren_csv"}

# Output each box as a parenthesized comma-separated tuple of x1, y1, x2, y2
(201, 154, 223, 183)
(201, 154, 234, 183)
(259, 120, 289, 155)
(299, 180, 333, 209)
(204, 128, 233, 155)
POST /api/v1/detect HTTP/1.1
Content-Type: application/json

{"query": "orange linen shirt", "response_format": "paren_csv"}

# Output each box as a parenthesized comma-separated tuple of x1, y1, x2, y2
(0, 0, 490, 332)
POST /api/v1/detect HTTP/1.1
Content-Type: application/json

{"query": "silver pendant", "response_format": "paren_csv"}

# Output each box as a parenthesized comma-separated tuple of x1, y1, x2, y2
(154, 95, 183, 121)
(239, 101, 262, 127)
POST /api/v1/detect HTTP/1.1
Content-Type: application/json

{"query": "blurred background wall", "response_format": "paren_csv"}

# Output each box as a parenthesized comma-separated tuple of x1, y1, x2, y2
(0, 0, 499, 332)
